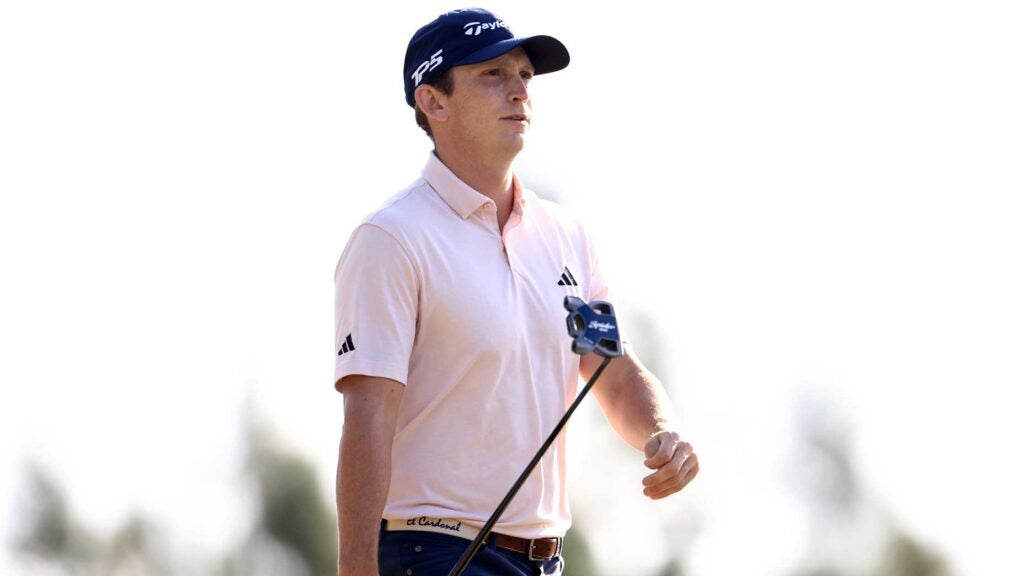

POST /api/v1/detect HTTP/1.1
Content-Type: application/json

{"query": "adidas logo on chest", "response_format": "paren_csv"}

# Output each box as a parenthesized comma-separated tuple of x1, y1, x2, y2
(557, 266, 578, 287)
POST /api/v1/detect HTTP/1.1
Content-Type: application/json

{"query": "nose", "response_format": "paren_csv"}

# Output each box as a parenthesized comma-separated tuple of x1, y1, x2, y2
(509, 75, 529, 103)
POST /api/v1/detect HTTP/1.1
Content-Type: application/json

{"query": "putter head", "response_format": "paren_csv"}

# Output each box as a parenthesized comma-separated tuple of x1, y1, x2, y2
(563, 296, 623, 358)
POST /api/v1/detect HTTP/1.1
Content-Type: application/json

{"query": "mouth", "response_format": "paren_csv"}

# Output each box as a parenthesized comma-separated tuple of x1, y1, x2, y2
(502, 114, 530, 124)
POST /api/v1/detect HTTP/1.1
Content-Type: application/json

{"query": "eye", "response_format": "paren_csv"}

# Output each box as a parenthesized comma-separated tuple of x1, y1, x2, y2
(485, 69, 502, 77)
(520, 70, 534, 81)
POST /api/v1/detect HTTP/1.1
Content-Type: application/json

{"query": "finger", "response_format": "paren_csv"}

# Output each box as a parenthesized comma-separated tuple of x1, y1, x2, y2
(643, 432, 680, 470)
(642, 441, 691, 487)
(644, 450, 699, 500)
(645, 456, 698, 500)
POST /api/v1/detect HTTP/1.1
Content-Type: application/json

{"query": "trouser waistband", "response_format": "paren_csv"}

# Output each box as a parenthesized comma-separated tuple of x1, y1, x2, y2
(383, 518, 563, 561)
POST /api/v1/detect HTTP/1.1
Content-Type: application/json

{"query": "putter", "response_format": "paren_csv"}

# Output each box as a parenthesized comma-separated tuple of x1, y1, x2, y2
(446, 296, 623, 576)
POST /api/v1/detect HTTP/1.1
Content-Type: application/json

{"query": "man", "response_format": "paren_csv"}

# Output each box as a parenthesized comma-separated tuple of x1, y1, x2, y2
(334, 8, 698, 576)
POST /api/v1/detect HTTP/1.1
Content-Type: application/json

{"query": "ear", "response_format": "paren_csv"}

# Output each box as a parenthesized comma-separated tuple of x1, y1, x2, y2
(415, 84, 449, 123)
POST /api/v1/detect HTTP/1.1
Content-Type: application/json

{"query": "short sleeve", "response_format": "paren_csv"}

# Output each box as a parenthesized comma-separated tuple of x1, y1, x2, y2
(582, 223, 611, 303)
(333, 224, 418, 390)
(581, 222, 629, 344)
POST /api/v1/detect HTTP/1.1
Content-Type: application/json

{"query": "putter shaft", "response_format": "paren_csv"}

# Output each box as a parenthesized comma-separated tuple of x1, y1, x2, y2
(446, 356, 612, 576)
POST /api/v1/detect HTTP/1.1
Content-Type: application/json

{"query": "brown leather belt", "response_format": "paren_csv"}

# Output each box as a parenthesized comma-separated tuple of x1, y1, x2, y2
(491, 533, 562, 561)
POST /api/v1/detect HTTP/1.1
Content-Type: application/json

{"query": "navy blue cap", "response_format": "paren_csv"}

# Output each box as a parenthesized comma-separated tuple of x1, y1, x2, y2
(403, 8, 570, 107)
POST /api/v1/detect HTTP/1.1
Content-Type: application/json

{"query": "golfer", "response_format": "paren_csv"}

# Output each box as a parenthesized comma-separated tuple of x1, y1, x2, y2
(333, 8, 698, 576)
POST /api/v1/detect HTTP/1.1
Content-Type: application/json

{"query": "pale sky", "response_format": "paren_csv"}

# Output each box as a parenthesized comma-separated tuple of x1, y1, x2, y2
(2, 1, 1023, 575)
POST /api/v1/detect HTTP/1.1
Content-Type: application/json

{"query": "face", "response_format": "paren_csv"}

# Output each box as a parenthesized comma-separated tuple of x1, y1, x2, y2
(441, 47, 535, 159)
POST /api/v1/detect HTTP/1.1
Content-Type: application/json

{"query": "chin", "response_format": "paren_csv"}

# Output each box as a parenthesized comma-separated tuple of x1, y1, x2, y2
(505, 134, 527, 152)
(484, 134, 526, 160)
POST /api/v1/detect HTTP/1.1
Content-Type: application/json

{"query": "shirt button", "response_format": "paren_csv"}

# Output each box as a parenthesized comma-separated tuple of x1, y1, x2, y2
(414, 545, 422, 552)
(406, 570, 413, 575)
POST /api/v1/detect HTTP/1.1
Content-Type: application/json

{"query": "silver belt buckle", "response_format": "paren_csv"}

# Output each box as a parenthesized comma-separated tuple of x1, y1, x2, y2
(527, 537, 561, 561)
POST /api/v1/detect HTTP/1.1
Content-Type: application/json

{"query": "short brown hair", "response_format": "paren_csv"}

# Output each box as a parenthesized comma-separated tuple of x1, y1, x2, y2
(414, 69, 455, 140)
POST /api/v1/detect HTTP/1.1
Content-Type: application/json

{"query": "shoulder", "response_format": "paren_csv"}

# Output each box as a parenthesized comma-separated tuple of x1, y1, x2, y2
(336, 176, 453, 272)
(361, 177, 439, 233)
(335, 178, 432, 272)
(522, 188, 610, 271)
(524, 187, 590, 237)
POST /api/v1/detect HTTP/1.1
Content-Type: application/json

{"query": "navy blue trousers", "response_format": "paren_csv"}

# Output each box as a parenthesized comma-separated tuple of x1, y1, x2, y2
(379, 530, 563, 576)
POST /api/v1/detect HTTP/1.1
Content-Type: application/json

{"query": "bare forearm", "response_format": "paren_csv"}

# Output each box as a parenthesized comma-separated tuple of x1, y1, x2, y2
(336, 420, 392, 575)
(587, 349, 699, 499)
(335, 376, 403, 576)
(600, 366, 677, 451)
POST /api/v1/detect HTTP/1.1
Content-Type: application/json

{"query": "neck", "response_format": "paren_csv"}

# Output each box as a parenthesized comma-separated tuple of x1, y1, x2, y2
(434, 144, 516, 229)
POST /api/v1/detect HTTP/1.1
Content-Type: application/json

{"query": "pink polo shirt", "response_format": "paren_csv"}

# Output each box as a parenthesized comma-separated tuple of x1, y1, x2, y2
(334, 153, 611, 539)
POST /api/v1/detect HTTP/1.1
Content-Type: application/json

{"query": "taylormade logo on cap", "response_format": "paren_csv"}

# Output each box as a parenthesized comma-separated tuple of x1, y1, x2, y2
(463, 20, 508, 36)
(410, 20, 507, 85)
(402, 7, 570, 107)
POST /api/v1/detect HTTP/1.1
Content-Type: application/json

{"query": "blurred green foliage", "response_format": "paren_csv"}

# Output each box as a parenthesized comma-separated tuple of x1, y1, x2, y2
(789, 391, 953, 576)
(877, 532, 952, 576)
(560, 525, 598, 575)
(246, 418, 337, 576)
(16, 463, 97, 569)
(14, 464, 172, 575)
(11, 387, 954, 576)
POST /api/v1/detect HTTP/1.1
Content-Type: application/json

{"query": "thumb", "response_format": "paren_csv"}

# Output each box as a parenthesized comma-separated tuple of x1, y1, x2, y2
(645, 435, 660, 458)
(644, 435, 663, 468)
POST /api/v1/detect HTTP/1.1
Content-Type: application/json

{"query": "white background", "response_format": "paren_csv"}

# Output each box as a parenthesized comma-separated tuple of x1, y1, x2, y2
(2, 1, 1022, 574)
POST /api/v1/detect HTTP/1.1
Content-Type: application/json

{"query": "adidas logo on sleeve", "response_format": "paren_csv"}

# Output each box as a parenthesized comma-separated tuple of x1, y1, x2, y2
(557, 266, 578, 287)
(338, 333, 355, 356)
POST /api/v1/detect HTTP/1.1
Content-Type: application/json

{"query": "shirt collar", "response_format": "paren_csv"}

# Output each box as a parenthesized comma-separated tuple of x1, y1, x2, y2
(422, 152, 528, 220)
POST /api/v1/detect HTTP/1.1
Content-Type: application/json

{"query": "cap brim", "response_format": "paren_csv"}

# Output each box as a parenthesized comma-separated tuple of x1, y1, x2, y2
(455, 35, 570, 75)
